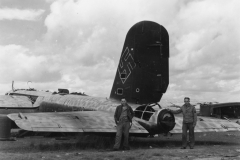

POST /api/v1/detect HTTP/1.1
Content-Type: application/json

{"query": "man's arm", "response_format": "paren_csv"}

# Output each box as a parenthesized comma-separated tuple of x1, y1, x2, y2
(193, 107, 197, 127)
(128, 105, 134, 126)
(169, 108, 182, 114)
(114, 106, 119, 124)
(129, 106, 134, 117)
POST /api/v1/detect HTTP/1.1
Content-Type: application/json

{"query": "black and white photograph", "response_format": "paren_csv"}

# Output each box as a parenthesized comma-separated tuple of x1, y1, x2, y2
(0, 0, 240, 159)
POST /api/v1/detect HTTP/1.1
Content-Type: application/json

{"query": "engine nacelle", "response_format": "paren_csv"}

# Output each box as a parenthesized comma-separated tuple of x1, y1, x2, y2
(134, 104, 175, 135)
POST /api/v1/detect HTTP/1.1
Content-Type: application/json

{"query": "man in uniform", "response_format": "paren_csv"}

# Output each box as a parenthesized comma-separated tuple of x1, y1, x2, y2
(169, 97, 197, 149)
(113, 98, 134, 151)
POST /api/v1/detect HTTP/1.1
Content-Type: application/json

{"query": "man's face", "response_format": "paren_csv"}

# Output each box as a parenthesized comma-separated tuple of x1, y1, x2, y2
(184, 98, 190, 105)
(121, 99, 127, 105)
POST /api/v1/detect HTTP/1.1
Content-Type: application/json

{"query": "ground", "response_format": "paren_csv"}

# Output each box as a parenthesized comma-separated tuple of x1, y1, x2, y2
(0, 131, 240, 160)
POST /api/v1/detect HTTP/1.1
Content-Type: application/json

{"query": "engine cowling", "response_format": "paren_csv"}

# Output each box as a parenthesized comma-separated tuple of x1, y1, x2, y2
(134, 104, 175, 135)
(156, 109, 175, 133)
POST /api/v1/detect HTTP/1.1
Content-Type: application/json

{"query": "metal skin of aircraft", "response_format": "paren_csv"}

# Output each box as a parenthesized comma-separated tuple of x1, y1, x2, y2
(1, 81, 87, 115)
(0, 88, 53, 115)
(161, 100, 240, 120)
(6, 21, 240, 138)
(160, 100, 240, 129)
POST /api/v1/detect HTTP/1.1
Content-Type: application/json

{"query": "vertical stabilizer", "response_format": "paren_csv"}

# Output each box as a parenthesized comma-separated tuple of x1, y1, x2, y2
(110, 21, 169, 104)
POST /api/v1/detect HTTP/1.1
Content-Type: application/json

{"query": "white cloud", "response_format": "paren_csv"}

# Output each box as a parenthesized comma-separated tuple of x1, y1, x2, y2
(0, 45, 61, 83)
(168, 0, 240, 102)
(0, 8, 45, 21)
(35, 0, 181, 97)
(0, 0, 240, 102)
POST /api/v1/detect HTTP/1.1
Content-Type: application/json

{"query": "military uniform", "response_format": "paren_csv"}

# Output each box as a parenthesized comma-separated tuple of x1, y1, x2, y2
(113, 104, 134, 150)
(171, 103, 197, 148)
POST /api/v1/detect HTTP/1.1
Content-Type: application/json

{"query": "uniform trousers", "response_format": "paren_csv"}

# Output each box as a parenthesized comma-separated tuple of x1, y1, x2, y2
(113, 121, 131, 149)
(182, 123, 195, 148)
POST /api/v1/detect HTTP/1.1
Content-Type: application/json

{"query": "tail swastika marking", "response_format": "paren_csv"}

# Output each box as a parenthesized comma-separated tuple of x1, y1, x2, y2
(118, 47, 136, 84)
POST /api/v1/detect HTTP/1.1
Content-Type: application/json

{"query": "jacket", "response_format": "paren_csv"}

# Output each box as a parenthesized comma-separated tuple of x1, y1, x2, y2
(114, 104, 134, 124)
(171, 103, 197, 125)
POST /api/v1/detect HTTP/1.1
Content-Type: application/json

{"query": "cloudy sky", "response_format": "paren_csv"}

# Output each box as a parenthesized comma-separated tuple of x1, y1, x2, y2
(0, 0, 239, 103)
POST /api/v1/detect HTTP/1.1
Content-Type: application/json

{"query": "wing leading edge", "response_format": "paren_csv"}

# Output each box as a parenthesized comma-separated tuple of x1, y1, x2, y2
(7, 111, 147, 133)
(170, 116, 240, 133)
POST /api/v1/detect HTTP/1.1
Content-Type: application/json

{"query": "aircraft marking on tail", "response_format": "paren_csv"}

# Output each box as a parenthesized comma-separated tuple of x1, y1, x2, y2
(117, 47, 136, 84)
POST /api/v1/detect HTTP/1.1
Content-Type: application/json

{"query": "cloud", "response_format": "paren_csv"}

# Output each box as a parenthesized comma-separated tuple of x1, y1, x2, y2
(33, 0, 181, 97)
(0, 45, 61, 83)
(42, 0, 179, 63)
(1, 0, 240, 102)
(166, 0, 240, 102)
(0, 8, 45, 21)
(31, 0, 240, 101)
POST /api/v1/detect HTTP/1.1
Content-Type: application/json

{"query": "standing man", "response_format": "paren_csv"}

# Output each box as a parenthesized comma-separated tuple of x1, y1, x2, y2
(169, 97, 197, 149)
(113, 98, 134, 151)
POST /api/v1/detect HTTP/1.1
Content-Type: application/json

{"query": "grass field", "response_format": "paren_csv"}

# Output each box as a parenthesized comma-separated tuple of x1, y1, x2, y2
(0, 131, 240, 160)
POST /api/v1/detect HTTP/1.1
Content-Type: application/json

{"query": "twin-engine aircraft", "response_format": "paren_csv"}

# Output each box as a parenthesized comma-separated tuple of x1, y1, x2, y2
(6, 21, 240, 137)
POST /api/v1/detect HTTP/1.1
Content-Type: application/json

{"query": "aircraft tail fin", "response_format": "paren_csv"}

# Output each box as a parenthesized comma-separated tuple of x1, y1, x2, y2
(110, 21, 169, 104)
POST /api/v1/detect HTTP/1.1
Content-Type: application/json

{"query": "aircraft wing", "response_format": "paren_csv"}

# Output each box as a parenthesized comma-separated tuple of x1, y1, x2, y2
(7, 111, 148, 133)
(170, 116, 240, 133)
(0, 95, 32, 108)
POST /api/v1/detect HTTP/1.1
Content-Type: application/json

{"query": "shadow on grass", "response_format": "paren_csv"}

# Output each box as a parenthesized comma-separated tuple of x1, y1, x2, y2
(34, 135, 116, 151)
(129, 136, 240, 149)
(28, 134, 240, 152)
